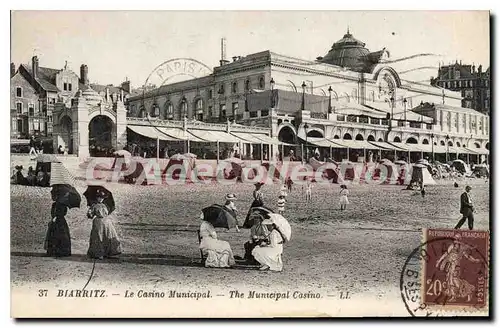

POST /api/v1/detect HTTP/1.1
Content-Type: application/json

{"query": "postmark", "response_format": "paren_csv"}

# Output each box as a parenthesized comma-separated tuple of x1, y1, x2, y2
(400, 229, 489, 316)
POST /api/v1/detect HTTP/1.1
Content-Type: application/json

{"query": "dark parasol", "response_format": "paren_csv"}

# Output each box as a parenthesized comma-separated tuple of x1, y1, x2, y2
(83, 185, 116, 214)
(201, 204, 238, 229)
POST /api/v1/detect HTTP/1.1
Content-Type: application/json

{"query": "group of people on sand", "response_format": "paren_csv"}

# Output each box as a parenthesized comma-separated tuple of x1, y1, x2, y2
(45, 188, 122, 260)
(11, 165, 49, 187)
(198, 182, 288, 272)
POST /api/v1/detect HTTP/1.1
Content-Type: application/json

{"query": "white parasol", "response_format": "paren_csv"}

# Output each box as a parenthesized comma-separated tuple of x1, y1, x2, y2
(267, 213, 291, 242)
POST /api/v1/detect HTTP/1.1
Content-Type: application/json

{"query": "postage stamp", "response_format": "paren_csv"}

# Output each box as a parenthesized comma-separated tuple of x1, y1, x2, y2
(400, 229, 489, 316)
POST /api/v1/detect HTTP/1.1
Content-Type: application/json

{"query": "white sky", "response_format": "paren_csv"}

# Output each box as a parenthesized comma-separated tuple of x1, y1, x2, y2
(11, 11, 490, 88)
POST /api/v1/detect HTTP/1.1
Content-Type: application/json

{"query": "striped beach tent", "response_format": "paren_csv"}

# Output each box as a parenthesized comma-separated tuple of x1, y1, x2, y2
(50, 162, 77, 187)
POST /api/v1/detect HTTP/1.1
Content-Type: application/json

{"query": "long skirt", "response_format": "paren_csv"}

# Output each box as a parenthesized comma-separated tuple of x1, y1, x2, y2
(252, 244, 283, 271)
(200, 237, 235, 268)
(45, 218, 71, 257)
(87, 217, 122, 259)
(243, 200, 264, 228)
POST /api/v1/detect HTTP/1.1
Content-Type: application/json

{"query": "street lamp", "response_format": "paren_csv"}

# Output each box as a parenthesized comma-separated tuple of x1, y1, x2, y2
(445, 134, 450, 163)
(403, 98, 407, 122)
(430, 133, 435, 162)
(304, 122, 309, 162)
(301, 81, 306, 111)
(270, 78, 275, 108)
(328, 86, 333, 115)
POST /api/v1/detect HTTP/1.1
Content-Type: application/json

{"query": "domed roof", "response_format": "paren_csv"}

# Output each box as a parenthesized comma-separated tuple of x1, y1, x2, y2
(81, 86, 102, 105)
(317, 30, 374, 72)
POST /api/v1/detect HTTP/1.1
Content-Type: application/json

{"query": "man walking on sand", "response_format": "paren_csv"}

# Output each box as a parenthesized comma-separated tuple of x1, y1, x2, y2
(454, 185, 475, 230)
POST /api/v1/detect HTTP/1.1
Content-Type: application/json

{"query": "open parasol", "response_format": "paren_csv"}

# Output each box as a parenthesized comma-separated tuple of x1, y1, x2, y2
(202, 204, 238, 229)
(243, 206, 274, 228)
(394, 160, 407, 165)
(51, 184, 81, 209)
(83, 185, 116, 214)
(266, 213, 292, 243)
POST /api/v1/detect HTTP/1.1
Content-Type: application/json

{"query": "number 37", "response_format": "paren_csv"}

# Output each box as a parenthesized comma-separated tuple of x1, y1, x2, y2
(38, 289, 48, 297)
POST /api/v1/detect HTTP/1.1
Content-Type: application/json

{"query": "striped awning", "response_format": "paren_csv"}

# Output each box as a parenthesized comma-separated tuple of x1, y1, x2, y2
(127, 125, 179, 141)
(188, 130, 243, 143)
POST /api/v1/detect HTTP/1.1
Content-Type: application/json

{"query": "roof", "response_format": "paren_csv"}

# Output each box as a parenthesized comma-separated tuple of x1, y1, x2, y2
(414, 102, 486, 116)
(316, 31, 385, 73)
(90, 83, 129, 95)
(21, 64, 60, 92)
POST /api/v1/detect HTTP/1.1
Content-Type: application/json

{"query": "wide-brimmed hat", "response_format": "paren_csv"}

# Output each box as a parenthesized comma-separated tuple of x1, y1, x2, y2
(225, 193, 237, 201)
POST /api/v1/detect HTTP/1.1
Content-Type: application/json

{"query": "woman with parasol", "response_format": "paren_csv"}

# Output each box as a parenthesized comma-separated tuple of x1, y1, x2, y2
(251, 213, 291, 272)
(243, 211, 271, 265)
(87, 202, 122, 260)
(199, 205, 237, 268)
(44, 186, 75, 257)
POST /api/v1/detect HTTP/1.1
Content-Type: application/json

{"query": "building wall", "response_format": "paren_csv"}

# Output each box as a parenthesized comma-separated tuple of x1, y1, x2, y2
(55, 68, 80, 104)
(10, 72, 42, 138)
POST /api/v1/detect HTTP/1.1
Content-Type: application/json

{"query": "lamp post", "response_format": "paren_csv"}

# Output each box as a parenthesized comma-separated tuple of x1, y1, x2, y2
(328, 86, 333, 117)
(270, 77, 275, 108)
(445, 134, 450, 163)
(301, 81, 306, 111)
(403, 98, 407, 122)
(304, 122, 309, 163)
(430, 133, 435, 162)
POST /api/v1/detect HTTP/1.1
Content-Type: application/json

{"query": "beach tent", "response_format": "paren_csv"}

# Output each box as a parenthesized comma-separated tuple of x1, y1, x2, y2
(222, 157, 246, 180)
(473, 164, 489, 178)
(309, 157, 340, 183)
(163, 154, 195, 181)
(409, 163, 436, 186)
(373, 159, 397, 184)
(451, 159, 471, 176)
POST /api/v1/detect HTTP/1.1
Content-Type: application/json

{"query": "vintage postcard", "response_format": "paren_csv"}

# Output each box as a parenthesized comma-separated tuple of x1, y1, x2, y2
(10, 10, 491, 318)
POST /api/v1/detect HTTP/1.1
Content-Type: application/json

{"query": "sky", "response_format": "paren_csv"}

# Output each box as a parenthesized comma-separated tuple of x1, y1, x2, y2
(10, 11, 490, 89)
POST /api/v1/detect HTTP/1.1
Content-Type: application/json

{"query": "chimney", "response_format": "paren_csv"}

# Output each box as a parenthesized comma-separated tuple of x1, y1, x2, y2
(80, 64, 89, 85)
(121, 80, 131, 93)
(32, 56, 39, 80)
(10, 63, 15, 77)
(232, 56, 238, 62)
(478, 65, 482, 74)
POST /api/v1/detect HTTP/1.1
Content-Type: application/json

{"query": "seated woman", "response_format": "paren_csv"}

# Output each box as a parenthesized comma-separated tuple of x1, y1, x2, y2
(87, 203, 122, 260)
(252, 217, 285, 272)
(199, 213, 235, 268)
(244, 213, 269, 264)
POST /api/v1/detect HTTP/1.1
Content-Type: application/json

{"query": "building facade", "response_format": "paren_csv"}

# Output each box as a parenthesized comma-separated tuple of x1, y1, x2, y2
(430, 62, 491, 115)
(127, 31, 489, 163)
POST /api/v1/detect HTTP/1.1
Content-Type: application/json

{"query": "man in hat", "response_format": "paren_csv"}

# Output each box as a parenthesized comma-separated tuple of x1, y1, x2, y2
(29, 136, 37, 157)
(224, 193, 239, 232)
(454, 185, 475, 230)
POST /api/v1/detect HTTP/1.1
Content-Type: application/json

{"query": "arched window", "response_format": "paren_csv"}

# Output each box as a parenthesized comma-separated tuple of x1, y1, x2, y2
(195, 99, 203, 111)
(456, 141, 461, 147)
(259, 77, 265, 89)
(153, 105, 159, 117)
(406, 137, 418, 144)
(208, 89, 213, 99)
(367, 135, 375, 141)
(333, 135, 340, 139)
(343, 133, 352, 140)
(165, 102, 173, 119)
(448, 141, 453, 146)
(245, 79, 251, 91)
(332, 91, 338, 101)
(377, 138, 384, 142)
(232, 81, 238, 94)
(355, 134, 364, 141)
(139, 105, 145, 118)
(440, 140, 445, 146)
(180, 99, 188, 118)
(393, 136, 401, 143)
(219, 84, 225, 95)
(422, 139, 429, 145)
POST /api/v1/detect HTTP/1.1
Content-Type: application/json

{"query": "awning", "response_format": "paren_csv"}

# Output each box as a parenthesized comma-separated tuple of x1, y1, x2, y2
(327, 139, 382, 150)
(368, 141, 406, 151)
(387, 142, 429, 152)
(252, 133, 295, 146)
(188, 130, 243, 143)
(156, 127, 205, 142)
(466, 147, 489, 155)
(127, 125, 180, 141)
(231, 132, 264, 144)
(303, 137, 338, 148)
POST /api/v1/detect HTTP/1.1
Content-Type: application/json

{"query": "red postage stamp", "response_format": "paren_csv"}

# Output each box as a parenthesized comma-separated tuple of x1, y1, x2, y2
(421, 229, 489, 311)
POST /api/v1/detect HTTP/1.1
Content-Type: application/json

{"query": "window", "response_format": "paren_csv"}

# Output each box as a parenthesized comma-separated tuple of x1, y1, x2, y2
(232, 82, 238, 94)
(454, 70, 460, 79)
(16, 87, 22, 97)
(260, 109, 269, 117)
(16, 103, 22, 114)
(68, 83, 72, 92)
(180, 100, 188, 118)
(249, 111, 258, 118)
(49, 98, 56, 104)
(409, 122, 421, 129)
(195, 99, 203, 113)
(220, 104, 226, 120)
(153, 105, 160, 117)
(63, 83, 68, 91)
(259, 77, 265, 89)
(381, 119, 389, 125)
(358, 116, 368, 124)
(208, 89, 213, 99)
(465, 89, 473, 98)
(197, 112, 203, 121)
(398, 121, 405, 127)
(48, 115, 52, 122)
(208, 105, 213, 117)
(231, 102, 238, 116)
(28, 104, 34, 116)
(426, 124, 433, 130)
(336, 115, 345, 121)
(245, 79, 251, 91)
(347, 115, 357, 123)
(370, 118, 380, 125)
(219, 84, 225, 95)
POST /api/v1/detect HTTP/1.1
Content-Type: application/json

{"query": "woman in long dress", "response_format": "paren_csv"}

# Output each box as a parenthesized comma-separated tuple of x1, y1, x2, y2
(199, 213, 235, 268)
(45, 201, 71, 257)
(244, 182, 264, 227)
(252, 218, 285, 271)
(244, 213, 270, 264)
(87, 203, 122, 259)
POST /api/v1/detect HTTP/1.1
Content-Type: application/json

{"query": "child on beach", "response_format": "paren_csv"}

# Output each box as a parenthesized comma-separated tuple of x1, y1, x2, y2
(277, 195, 286, 215)
(339, 184, 349, 210)
(304, 178, 313, 203)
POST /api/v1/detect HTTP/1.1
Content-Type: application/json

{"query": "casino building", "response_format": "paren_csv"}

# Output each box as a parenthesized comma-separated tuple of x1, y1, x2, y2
(125, 30, 490, 164)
